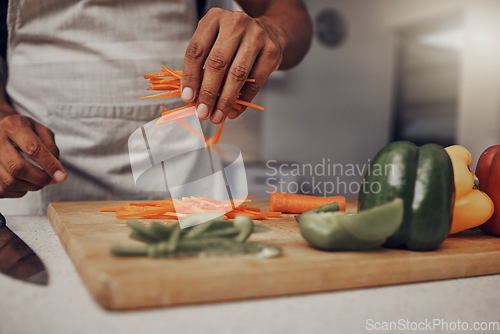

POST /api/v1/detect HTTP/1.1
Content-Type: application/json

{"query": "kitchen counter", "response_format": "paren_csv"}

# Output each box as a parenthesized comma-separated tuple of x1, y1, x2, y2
(1, 214, 499, 334)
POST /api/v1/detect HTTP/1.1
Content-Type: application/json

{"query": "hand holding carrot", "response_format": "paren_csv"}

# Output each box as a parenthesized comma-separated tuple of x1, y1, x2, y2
(181, 1, 312, 124)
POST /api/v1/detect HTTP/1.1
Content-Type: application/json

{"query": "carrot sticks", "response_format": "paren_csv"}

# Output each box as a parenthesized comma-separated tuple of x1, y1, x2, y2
(141, 66, 264, 116)
(99, 196, 281, 221)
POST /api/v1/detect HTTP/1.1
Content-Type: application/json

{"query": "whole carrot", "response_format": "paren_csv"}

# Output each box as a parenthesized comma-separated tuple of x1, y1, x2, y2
(269, 191, 346, 213)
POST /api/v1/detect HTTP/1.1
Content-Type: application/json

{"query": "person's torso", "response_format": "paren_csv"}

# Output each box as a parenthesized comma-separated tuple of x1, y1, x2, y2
(2, 0, 208, 214)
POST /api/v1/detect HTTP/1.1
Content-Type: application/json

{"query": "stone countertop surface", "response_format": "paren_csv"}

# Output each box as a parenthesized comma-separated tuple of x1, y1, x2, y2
(1, 214, 499, 334)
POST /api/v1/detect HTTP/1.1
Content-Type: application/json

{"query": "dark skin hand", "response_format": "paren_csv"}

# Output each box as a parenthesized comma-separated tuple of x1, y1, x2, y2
(181, 0, 312, 124)
(0, 100, 66, 198)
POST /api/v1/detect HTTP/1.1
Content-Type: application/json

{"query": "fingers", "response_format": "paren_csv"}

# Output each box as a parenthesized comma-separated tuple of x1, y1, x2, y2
(6, 117, 66, 183)
(0, 134, 53, 187)
(211, 33, 263, 124)
(34, 123, 60, 159)
(229, 39, 282, 120)
(0, 145, 49, 198)
(0, 115, 66, 198)
(196, 32, 242, 122)
(182, 8, 284, 124)
(181, 11, 219, 104)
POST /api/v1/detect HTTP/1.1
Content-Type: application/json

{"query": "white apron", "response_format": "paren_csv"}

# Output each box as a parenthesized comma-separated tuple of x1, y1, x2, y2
(2, 0, 208, 215)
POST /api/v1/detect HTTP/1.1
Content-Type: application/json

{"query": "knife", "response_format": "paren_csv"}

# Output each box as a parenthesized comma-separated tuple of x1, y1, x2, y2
(0, 213, 48, 285)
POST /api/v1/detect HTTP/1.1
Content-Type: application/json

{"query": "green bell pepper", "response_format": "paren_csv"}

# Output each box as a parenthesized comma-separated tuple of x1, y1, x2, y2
(358, 141, 455, 251)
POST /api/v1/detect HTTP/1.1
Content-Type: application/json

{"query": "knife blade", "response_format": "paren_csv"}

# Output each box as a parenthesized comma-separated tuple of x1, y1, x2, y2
(0, 213, 48, 285)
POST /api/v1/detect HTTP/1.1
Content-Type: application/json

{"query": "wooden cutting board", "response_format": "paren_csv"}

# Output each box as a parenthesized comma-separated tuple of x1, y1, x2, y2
(47, 200, 500, 310)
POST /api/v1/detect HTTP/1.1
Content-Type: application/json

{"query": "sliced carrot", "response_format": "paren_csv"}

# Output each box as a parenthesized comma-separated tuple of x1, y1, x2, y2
(148, 84, 180, 91)
(161, 66, 182, 79)
(205, 121, 225, 147)
(234, 99, 264, 111)
(149, 77, 179, 85)
(140, 90, 180, 99)
(269, 191, 346, 213)
(161, 104, 196, 116)
(144, 72, 175, 79)
(99, 205, 126, 212)
(175, 118, 207, 141)
(157, 106, 197, 125)
(101, 195, 279, 221)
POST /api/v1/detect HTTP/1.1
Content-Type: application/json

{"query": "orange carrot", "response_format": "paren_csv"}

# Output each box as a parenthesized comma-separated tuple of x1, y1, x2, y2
(157, 106, 197, 125)
(234, 99, 264, 111)
(205, 120, 225, 147)
(174, 118, 207, 141)
(99, 205, 126, 212)
(148, 84, 180, 91)
(161, 104, 196, 116)
(140, 90, 180, 99)
(161, 66, 182, 79)
(269, 191, 346, 213)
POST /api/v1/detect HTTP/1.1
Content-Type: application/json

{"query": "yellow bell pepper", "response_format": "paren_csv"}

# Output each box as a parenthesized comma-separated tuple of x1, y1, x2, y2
(445, 145, 494, 234)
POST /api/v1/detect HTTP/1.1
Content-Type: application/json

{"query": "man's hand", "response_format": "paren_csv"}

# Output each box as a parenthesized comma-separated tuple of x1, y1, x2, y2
(0, 114, 66, 198)
(181, 8, 286, 124)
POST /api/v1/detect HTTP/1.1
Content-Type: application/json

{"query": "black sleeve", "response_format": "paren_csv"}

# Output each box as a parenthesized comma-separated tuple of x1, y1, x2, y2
(196, 0, 207, 21)
(0, 0, 7, 60)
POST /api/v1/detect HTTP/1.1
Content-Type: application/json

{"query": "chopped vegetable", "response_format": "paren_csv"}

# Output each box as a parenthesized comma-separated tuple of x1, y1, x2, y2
(99, 196, 282, 221)
(359, 141, 454, 251)
(445, 145, 494, 234)
(476, 145, 500, 236)
(111, 215, 282, 259)
(299, 198, 404, 251)
(269, 191, 346, 213)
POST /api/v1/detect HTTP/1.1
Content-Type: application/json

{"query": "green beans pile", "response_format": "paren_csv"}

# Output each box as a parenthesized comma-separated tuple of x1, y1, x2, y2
(111, 214, 282, 259)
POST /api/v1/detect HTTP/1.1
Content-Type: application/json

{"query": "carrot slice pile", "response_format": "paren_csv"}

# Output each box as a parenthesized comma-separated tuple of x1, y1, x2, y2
(99, 196, 281, 221)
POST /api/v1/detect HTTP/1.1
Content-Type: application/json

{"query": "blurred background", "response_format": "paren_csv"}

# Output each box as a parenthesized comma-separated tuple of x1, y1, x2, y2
(220, 0, 500, 199)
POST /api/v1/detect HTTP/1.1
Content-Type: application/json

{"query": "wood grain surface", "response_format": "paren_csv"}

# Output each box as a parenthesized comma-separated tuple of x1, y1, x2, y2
(47, 200, 500, 310)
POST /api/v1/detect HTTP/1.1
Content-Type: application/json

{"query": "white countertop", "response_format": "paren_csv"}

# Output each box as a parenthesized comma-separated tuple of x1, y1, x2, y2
(1, 214, 499, 334)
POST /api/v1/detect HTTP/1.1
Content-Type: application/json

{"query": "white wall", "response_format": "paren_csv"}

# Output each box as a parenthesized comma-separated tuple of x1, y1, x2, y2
(379, 0, 500, 165)
(226, 0, 500, 197)
(457, 0, 500, 166)
(259, 0, 395, 196)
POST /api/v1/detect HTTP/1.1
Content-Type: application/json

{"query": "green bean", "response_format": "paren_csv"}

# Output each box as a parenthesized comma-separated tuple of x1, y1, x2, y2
(126, 220, 162, 242)
(112, 216, 281, 259)
(202, 227, 240, 238)
(178, 238, 246, 255)
(129, 231, 158, 244)
(184, 220, 214, 239)
(147, 225, 182, 257)
(233, 216, 254, 243)
(111, 244, 149, 257)
(179, 212, 224, 229)
(149, 221, 174, 240)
